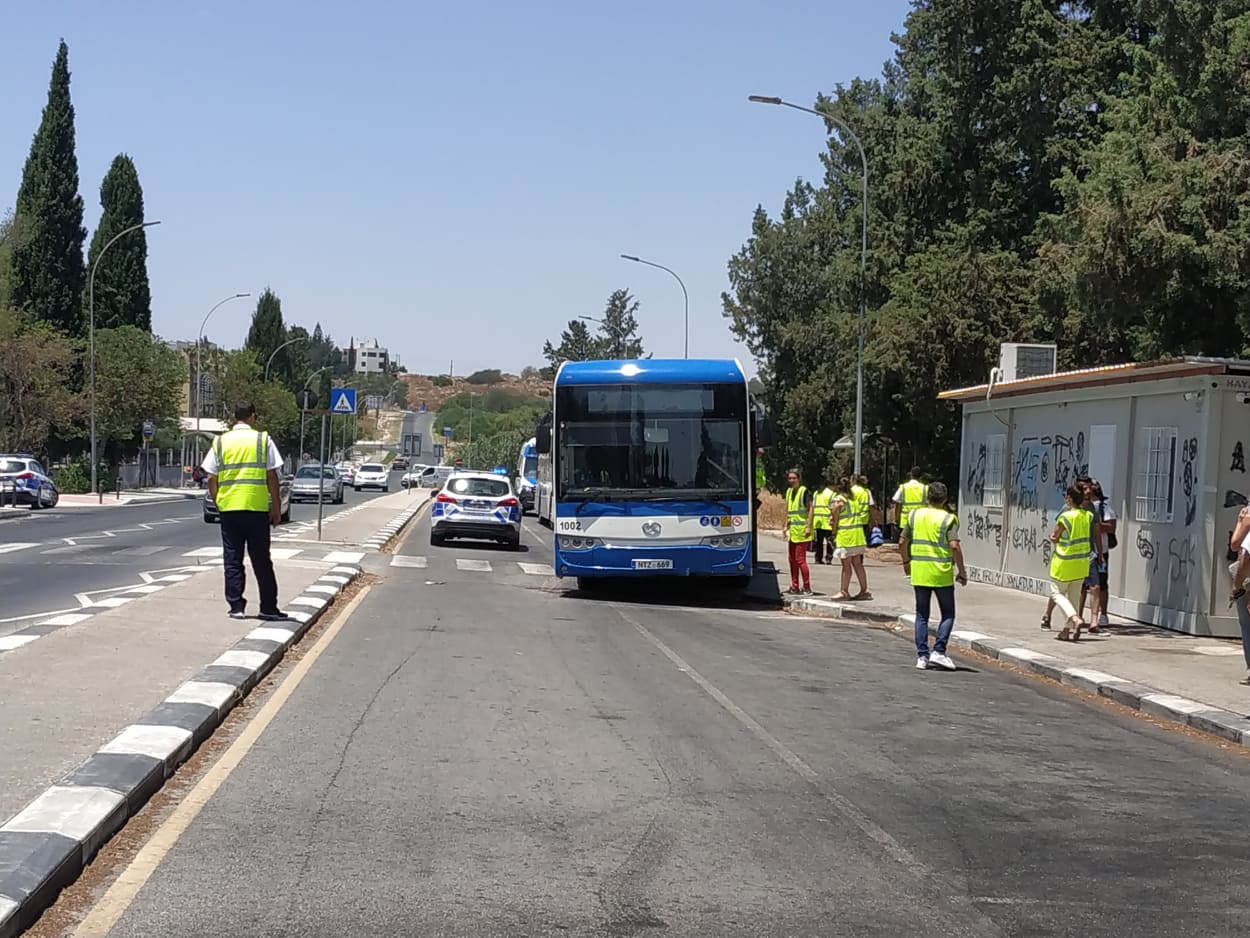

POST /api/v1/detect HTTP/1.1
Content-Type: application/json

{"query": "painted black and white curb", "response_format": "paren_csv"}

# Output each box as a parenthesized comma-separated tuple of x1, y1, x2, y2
(0, 563, 363, 938)
(361, 494, 429, 551)
(785, 594, 1250, 751)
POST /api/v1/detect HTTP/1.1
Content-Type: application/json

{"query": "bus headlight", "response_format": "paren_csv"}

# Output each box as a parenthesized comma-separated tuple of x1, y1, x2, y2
(559, 536, 601, 551)
(701, 533, 748, 549)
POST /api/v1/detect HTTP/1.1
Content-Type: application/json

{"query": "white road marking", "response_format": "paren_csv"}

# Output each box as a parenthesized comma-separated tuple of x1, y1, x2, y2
(181, 547, 222, 558)
(87, 596, 135, 609)
(390, 555, 427, 568)
(40, 613, 94, 627)
(0, 607, 78, 625)
(456, 559, 492, 572)
(0, 542, 38, 555)
(0, 635, 40, 651)
(126, 584, 165, 595)
(151, 573, 193, 583)
(322, 550, 365, 564)
(517, 562, 555, 576)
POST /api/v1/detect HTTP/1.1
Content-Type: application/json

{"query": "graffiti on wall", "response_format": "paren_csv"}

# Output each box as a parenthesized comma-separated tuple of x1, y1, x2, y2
(1226, 490, 1248, 509)
(1233, 442, 1245, 474)
(965, 508, 1002, 548)
(1010, 432, 1088, 512)
(1181, 436, 1198, 527)
(967, 443, 986, 503)
(1137, 528, 1196, 601)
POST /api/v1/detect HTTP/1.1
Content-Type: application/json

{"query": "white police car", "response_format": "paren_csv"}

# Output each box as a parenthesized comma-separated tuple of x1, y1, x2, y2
(430, 470, 522, 549)
(0, 454, 59, 509)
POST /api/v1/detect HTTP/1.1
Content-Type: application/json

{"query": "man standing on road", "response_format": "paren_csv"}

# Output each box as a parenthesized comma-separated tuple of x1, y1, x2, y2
(892, 467, 927, 536)
(201, 402, 287, 621)
(784, 468, 814, 594)
(899, 481, 967, 671)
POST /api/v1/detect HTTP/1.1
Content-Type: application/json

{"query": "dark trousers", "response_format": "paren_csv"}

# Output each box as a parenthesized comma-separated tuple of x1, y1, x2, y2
(813, 527, 834, 563)
(220, 510, 279, 615)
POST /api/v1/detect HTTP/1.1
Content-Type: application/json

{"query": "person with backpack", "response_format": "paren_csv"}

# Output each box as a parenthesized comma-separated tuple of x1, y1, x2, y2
(1081, 478, 1117, 632)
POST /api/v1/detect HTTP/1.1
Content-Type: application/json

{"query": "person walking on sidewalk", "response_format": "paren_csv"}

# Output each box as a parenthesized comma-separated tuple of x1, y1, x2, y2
(783, 469, 814, 594)
(892, 467, 927, 536)
(1046, 484, 1093, 641)
(899, 481, 966, 671)
(1079, 478, 1116, 632)
(201, 402, 288, 621)
(812, 478, 836, 564)
(830, 475, 871, 601)
(1227, 506, 1250, 684)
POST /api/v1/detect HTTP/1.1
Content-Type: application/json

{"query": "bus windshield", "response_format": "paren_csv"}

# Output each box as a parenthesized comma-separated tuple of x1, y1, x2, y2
(556, 382, 746, 500)
(523, 454, 538, 478)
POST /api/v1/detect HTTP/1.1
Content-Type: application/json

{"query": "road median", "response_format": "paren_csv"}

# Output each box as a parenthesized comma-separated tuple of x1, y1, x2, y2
(0, 556, 364, 938)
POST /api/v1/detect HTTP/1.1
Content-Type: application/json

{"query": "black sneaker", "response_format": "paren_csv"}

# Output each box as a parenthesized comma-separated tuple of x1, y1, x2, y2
(258, 610, 290, 622)
(228, 609, 246, 620)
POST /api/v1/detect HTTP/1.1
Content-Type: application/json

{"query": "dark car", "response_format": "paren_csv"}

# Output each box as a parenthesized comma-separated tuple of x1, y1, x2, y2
(204, 473, 293, 524)
(392, 456, 409, 471)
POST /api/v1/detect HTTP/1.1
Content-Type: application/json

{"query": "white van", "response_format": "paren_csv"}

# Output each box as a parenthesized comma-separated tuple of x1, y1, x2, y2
(413, 465, 454, 488)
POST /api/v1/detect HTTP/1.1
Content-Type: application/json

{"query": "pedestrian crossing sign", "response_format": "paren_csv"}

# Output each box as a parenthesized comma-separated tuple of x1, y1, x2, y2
(330, 388, 357, 414)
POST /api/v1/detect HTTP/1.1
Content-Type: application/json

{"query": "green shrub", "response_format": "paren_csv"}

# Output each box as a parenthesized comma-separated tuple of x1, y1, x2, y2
(53, 459, 91, 494)
(431, 374, 452, 387)
(465, 369, 502, 385)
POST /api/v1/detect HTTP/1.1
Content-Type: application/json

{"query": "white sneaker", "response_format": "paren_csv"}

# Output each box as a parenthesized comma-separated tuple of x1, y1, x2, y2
(916, 656, 930, 670)
(929, 652, 957, 671)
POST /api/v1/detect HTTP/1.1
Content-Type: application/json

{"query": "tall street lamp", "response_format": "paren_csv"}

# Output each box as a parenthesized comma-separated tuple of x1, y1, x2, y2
(298, 366, 331, 466)
(265, 335, 309, 382)
(578, 314, 624, 358)
(749, 94, 869, 474)
(194, 292, 251, 467)
(88, 219, 161, 495)
(620, 254, 688, 359)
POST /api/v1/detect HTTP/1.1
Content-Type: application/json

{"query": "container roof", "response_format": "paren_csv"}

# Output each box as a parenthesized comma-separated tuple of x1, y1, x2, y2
(939, 357, 1250, 403)
(555, 359, 745, 386)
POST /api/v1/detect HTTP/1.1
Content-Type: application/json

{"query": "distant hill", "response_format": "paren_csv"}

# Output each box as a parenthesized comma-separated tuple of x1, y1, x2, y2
(401, 371, 549, 412)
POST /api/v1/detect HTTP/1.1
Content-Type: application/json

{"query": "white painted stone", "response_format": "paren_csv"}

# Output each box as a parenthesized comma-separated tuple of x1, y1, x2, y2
(286, 610, 312, 624)
(211, 649, 271, 671)
(246, 626, 297, 645)
(166, 680, 236, 710)
(1062, 667, 1125, 686)
(99, 724, 192, 762)
(2, 786, 124, 840)
(39, 613, 93, 627)
(950, 630, 993, 642)
(998, 647, 1057, 663)
(1141, 693, 1207, 715)
(0, 896, 18, 927)
(306, 584, 339, 596)
(330, 566, 359, 575)
(320, 574, 351, 584)
(0, 634, 39, 651)
(291, 596, 328, 609)
(518, 562, 555, 576)
(322, 550, 365, 564)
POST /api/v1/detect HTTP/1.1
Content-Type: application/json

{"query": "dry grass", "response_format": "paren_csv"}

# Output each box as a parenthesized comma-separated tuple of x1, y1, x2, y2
(758, 492, 788, 530)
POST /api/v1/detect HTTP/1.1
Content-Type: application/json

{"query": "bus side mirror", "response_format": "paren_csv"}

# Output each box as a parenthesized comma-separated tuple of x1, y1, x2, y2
(536, 424, 551, 454)
(754, 414, 777, 447)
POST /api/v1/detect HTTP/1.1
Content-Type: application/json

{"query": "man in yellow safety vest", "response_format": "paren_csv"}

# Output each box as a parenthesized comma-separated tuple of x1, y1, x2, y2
(812, 478, 836, 564)
(201, 402, 288, 621)
(899, 481, 967, 671)
(1046, 483, 1094, 641)
(784, 468, 814, 594)
(892, 467, 928, 534)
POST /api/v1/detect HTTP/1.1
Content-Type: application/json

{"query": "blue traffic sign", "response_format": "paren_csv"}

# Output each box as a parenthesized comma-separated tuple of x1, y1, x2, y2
(330, 388, 357, 415)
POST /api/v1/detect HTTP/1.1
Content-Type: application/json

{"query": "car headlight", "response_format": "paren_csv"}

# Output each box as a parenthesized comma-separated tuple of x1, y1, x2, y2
(701, 533, 748, 549)
(559, 536, 601, 551)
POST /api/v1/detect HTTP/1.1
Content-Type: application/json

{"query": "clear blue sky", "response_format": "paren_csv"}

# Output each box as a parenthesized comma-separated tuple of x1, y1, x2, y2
(2, 0, 912, 377)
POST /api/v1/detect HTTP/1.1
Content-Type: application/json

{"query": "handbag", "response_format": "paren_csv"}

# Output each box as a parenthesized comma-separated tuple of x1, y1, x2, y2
(1099, 500, 1117, 550)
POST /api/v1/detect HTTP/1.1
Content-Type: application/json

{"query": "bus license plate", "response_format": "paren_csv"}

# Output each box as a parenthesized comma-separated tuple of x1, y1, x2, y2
(632, 559, 673, 570)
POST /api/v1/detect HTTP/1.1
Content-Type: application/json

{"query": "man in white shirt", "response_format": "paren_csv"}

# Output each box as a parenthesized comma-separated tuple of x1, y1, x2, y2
(1082, 478, 1117, 631)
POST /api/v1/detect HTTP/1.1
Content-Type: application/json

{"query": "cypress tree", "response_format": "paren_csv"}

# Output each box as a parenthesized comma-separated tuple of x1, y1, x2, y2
(10, 41, 86, 334)
(85, 154, 152, 330)
(244, 288, 287, 374)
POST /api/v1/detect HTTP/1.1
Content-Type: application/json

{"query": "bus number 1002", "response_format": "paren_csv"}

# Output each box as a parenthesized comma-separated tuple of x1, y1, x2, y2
(558, 520, 583, 532)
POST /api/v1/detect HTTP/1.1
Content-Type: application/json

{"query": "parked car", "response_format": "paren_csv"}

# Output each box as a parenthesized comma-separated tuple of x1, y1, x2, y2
(204, 472, 292, 523)
(392, 456, 409, 471)
(354, 463, 389, 492)
(335, 462, 356, 485)
(430, 471, 521, 549)
(290, 464, 345, 504)
(0, 454, 59, 509)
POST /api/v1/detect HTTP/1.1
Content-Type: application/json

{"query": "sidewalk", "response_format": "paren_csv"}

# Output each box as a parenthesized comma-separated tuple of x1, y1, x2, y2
(759, 534, 1250, 733)
(274, 487, 430, 547)
(0, 555, 362, 936)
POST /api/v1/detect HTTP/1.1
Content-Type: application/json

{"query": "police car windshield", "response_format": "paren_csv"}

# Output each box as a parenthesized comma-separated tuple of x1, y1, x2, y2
(448, 477, 510, 498)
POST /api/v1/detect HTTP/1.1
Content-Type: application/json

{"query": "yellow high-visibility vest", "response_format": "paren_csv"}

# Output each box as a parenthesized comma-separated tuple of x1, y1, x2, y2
(850, 484, 871, 526)
(906, 506, 957, 587)
(755, 457, 766, 491)
(1050, 508, 1093, 582)
(786, 486, 811, 543)
(835, 494, 867, 548)
(898, 479, 927, 528)
(213, 427, 271, 512)
(812, 488, 834, 531)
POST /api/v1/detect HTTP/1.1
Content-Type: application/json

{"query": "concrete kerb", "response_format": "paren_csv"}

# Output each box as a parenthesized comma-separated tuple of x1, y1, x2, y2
(361, 495, 429, 552)
(784, 594, 1250, 751)
(0, 565, 364, 938)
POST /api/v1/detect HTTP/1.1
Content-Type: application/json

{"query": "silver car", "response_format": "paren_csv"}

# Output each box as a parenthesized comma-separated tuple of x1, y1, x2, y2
(290, 465, 344, 504)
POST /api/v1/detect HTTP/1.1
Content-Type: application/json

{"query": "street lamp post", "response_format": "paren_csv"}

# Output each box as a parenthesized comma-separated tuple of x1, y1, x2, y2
(298, 366, 331, 466)
(89, 219, 161, 495)
(749, 94, 869, 475)
(265, 335, 309, 382)
(578, 314, 624, 358)
(619, 254, 688, 359)
(194, 292, 251, 470)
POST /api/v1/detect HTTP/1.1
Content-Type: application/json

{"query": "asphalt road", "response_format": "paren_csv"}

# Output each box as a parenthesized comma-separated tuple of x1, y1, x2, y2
(66, 509, 1250, 936)
(0, 484, 391, 636)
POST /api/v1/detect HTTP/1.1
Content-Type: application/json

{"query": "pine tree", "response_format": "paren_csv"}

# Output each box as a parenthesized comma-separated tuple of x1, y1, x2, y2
(542, 319, 601, 368)
(244, 288, 286, 375)
(594, 289, 645, 359)
(85, 154, 152, 330)
(10, 41, 86, 334)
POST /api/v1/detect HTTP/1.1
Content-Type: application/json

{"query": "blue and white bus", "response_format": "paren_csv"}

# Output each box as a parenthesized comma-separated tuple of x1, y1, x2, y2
(535, 359, 757, 588)
(514, 437, 538, 512)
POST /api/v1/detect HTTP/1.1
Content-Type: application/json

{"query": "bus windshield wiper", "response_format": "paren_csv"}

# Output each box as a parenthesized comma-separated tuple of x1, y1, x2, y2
(571, 488, 617, 515)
